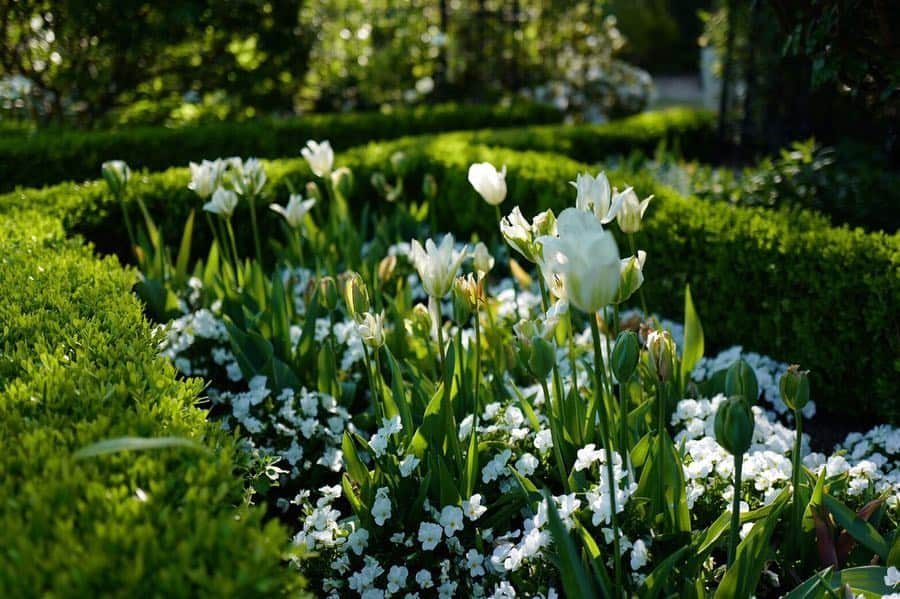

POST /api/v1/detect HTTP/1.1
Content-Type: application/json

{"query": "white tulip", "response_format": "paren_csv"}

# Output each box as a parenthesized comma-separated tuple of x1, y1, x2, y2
(270, 194, 316, 229)
(614, 250, 647, 304)
(468, 162, 507, 206)
(203, 187, 239, 218)
(301, 140, 334, 178)
(409, 234, 468, 299)
(232, 157, 267, 197)
(356, 311, 385, 348)
(500, 206, 557, 264)
(101, 160, 130, 196)
(572, 171, 615, 223)
(472, 242, 494, 276)
(608, 187, 653, 234)
(188, 159, 227, 199)
(537, 208, 620, 314)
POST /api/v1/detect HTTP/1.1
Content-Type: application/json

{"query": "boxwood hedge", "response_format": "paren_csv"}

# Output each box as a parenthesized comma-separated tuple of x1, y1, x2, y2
(3, 133, 894, 426)
(0, 219, 305, 596)
(0, 101, 563, 192)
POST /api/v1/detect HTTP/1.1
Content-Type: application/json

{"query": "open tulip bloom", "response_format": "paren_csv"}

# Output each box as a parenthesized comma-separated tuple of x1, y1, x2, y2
(301, 139, 335, 178)
(270, 194, 316, 229)
(409, 234, 468, 299)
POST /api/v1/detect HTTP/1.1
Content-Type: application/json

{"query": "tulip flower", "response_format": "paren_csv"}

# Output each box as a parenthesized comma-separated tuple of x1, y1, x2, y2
(203, 187, 239, 218)
(614, 250, 647, 304)
(409, 234, 468, 299)
(608, 187, 653, 234)
(536, 208, 620, 314)
(188, 159, 227, 199)
(572, 171, 616, 223)
(232, 157, 267, 198)
(101, 160, 130, 197)
(301, 140, 334, 177)
(472, 242, 494, 276)
(500, 206, 556, 264)
(356, 311, 386, 349)
(270, 194, 316, 229)
(468, 162, 507, 206)
(646, 329, 676, 383)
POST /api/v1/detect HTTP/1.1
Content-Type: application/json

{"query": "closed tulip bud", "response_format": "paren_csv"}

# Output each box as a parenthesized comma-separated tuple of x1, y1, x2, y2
(305, 181, 323, 203)
(714, 396, 755, 456)
(468, 162, 507, 206)
(472, 242, 494, 276)
(203, 187, 239, 218)
(780, 365, 810, 412)
(509, 258, 533, 290)
(611, 331, 640, 383)
(101, 160, 130, 197)
(725, 359, 759, 404)
(390, 151, 409, 177)
(356, 311, 385, 348)
(409, 303, 432, 337)
(646, 329, 676, 382)
(301, 139, 334, 178)
(608, 187, 652, 234)
(451, 275, 476, 324)
(422, 173, 438, 201)
(529, 336, 556, 379)
(331, 166, 354, 198)
(343, 272, 370, 319)
(378, 255, 397, 282)
(318, 276, 338, 311)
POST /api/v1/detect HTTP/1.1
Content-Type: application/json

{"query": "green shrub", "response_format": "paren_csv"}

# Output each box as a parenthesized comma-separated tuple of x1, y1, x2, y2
(0, 101, 562, 192)
(0, 224, 305, 597)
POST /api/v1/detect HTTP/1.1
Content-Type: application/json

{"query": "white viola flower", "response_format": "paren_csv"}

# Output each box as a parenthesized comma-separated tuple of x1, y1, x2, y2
(415, 569, 434, 589)
(381, 415, 403, 435)
(438, 580, 458, 599)
(188, 159, 226, 199)
(515, 453, 539, 476)
(203, 187, 239, 218)
(886, 566, 900, 587)
(609, 187, 652, 234)
(418, 522, 443, 551)
(465, 549, 485, 577)
(302, 139, 334, 177)
(232, 157, 267, 197)
(574, 444, 605, 471)
(482, 449, 512, 483)
(372, 487, 392, 526)
(472, 242, 495, 276)
(630, 539, 649, 570)
(270, 194, 316, 229)
(409, 234, 468, 298)
(537, 207, 620, 314)
(463, 494, 487, 521)
(468, 162, 507, 206)
(572, 171, 615, 223)
(347, 527, 370, 555)
(399, 454, 421, 477)
(439, 505, 464, 537)
(101, 160, 130, 196)
(534, 429, 554, 454)
(356, 311, 385, 348)
(387, 565, 409, 594)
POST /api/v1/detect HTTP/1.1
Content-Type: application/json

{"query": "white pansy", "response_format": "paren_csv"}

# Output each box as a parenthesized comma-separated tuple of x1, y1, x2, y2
(886, 566, 900, 587)
(301, 140, 334, 177)
(439, 505, 464, 537)
(417, 522, 443, 551)
(270, 194, 316, 228)
(463, 494, 487, 521)
(468, 162, 507, 206)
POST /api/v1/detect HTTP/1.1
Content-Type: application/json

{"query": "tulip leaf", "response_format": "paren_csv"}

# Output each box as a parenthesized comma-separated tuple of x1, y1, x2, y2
(174, 209, 195, 282)
(887, 530, 900, 568)
(543, 489, 598, 599)
(681, 284, 704, 383)
(269, 270, 292, 361)
(823, 494, 890, 560)
(464, 419, 479, 499)
(224, 320, 273, 378)
(783, 566, 895, 599)
(803, 466, 827, 533)
(640, 546, 688, 599)
(341, 432, 371, 493)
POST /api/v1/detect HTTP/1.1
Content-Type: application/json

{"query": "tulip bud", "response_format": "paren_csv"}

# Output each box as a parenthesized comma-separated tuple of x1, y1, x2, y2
(779, 365, 810, 412)
(451, 276, 475, 324)
(390, 151, 409, 177)
(409, 303, 432, 337)
(356, 311, 385, 349)
(305, 181, 323, 203)
(378, 255, 397, 282)
(614, 251, 646, 304)
(646, 329, 676, 382)
(529, 336, 556, 379)
(725, 359, 759, 404)
(343, 272, 370, 319)
(318, 276, 338, 311)
(472, 242, 494, 276)
(714, 396, 755, 456)
(331, 166, 354, 199)
(101, 160, 130, 197)
(422, 173, 438, 201)
(611, 331, 640, 383)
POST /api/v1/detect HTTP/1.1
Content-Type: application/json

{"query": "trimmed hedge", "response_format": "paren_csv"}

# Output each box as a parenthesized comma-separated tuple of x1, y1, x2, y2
(0, 221, 304, 596)
(3, 134, 895, 426)
(0, 101, 562, 192)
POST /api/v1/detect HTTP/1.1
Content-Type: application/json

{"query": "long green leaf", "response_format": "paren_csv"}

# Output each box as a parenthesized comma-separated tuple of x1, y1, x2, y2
(681, 284, 704, 382)
(640, 546, 688, 599)
(174, 209, 195, 281)
(544, 490, 598, 599)
(74, 436, 204, 459)
(783, 566, 895, 599)
(823, 494, 890, 559)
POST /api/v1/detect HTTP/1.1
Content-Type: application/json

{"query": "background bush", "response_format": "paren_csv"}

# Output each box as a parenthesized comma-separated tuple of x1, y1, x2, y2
(0, 221, 304, 597)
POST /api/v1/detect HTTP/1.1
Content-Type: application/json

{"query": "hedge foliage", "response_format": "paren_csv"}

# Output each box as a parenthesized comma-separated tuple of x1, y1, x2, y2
(0, 101, 562, 192)
(0, 221, 305, 596)
(3, 129, 895, 426)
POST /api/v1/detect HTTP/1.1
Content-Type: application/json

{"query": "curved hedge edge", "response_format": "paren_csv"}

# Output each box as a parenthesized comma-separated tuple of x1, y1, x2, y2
(0, 225, 305, 597)
(0, 100, 562, 192)
(1, 130, 897, 424)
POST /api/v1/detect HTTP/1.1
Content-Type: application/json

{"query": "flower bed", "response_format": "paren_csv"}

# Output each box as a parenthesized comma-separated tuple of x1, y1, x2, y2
(87, 149, 900, 597)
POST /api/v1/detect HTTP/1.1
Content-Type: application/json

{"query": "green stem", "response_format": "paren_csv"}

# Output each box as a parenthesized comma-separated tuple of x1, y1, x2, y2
(360, 341, 381, 421)
(535, 266, 549, 312)
(728, 451, 744, 567)
(118, 192, 138, 259)
(473, 309, 482, 416)
(590, 315, 622, 595)
(628, 234, 648, 316)
(434, 297, 446, 378)
(247, 194, 263, 263)
(224, 219, 242, 284)
(791, 408, 804, 537)
(541, 377, 570, 493)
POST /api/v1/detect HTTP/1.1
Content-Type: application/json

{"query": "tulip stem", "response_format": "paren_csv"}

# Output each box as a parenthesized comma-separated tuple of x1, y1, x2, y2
(473, 307, 481, 416)
(247, 194, 263, 263)
(117, 192, 139, 260)
(542, 377, 571, 493)
(791, 408, 804, 544)
(628, 234, 648, 316)
(589, 315, 622, 596)
(728, 451, 744, 567)
(224, 219, 242, 283)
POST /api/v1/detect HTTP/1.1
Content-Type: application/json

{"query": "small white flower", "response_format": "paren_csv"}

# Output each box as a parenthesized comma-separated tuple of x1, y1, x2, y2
(418, 522, 443, 551)
(630, 539, 649, 570)
(515, 453, 539, 476)
(415, 569, 434, 588)
(302, 139, 334, 177)
(203, 187, 239, 218)
(347, 528, 369, 555)
(468, 162, 507, 206)
(399, 454, 421, 477)
(387, 565, 409, 594)
(886, 566, 900, 587)
(466, 549, 485, 577)
(463, 494, 487, 521)
(439, 505, 464, 537)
